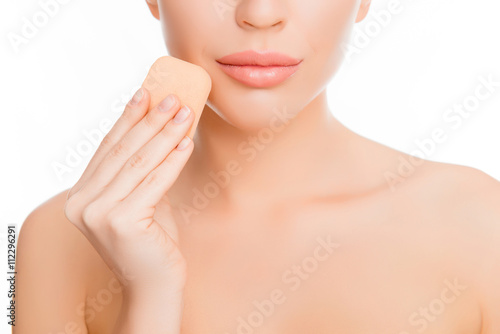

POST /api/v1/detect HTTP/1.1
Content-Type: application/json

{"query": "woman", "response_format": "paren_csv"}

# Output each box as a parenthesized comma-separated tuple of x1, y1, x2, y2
(14, 0, 500, 333)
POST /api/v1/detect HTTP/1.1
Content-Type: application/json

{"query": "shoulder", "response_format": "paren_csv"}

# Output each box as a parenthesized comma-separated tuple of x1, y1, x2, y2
(15, 189, 102, 332)
(382, 148, 499, 214)
(433, 162, 500, 258)
(445, 165, 500, 332)
(415, 161, 500, 221)
(18, 188, 100, 271)
(447, 165, 500, 333)
(405, 161, 500, 331)
(401, 159, 500, 246)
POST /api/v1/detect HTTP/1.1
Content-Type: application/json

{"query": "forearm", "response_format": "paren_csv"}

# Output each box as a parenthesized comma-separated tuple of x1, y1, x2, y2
(112, 284, 185, 334)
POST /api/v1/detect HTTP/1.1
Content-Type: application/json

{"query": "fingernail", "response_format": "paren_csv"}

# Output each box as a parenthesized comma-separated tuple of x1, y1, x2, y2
(130, 88, 143, 105)
(173, 106, 191, 124)
(176, 136, 191, 150)
(158, 94, 176, 112)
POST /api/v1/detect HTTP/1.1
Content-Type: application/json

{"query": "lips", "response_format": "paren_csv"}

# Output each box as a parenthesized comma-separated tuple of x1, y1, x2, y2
(216, 50, 302, 88)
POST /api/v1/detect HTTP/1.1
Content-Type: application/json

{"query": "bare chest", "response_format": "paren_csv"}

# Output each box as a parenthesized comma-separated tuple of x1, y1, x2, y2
(85, 203, 481, 334)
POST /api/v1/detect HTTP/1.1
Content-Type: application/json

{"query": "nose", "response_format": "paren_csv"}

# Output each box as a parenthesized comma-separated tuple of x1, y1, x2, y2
(235, 0, 287, 31)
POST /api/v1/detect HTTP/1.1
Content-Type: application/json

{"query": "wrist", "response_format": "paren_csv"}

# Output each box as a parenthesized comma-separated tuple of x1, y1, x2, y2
(122, 277, 185, 304)
(116, 284, 185, 334)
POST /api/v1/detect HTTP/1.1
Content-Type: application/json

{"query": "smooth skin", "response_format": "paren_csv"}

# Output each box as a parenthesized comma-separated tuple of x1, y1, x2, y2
(14, 0, 500, 333)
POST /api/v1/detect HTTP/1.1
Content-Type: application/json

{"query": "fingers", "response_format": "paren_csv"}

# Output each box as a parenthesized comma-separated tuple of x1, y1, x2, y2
(99, 105, 195, 202)
(76, 93, 182, 201)
(69, 88, 151, 198)
(118, 135, 194, 227)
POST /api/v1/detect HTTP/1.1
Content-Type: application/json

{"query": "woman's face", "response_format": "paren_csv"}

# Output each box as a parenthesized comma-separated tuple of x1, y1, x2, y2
(146, 0, 370, 132)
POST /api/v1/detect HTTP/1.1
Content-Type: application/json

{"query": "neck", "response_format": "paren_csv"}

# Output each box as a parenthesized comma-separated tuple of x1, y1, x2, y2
(176, 90, 362, 215)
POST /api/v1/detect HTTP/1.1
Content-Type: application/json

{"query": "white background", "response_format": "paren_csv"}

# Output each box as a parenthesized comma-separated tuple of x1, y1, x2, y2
(1, 0, 500, 332)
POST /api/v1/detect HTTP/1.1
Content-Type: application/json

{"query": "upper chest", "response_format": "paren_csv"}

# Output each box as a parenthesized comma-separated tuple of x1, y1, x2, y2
(85, 197, 482, 334)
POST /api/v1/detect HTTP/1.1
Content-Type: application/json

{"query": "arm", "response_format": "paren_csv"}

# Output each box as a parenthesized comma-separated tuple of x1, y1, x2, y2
(13, 190, 89, 333)
(112, 282, 185, 334)
(464, 169, 500, 334)
(477, 219, 500, 334)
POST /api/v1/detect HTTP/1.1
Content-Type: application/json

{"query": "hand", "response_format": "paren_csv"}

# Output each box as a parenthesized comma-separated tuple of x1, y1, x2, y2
(64, 87, 194, 294)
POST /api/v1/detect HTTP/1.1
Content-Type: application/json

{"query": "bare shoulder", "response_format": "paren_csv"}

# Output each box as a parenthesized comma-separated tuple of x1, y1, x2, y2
(400, 158, 500, 248)
(441, 164, 500, 333)
(413, 160, 500, 223)
(404, 160, 500, 332)
(15, 189, 104, 333)
(381, 146, 500, 217)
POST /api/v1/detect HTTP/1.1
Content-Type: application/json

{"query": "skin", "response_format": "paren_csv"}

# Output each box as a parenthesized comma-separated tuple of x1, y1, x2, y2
(13, 0, 500, 333)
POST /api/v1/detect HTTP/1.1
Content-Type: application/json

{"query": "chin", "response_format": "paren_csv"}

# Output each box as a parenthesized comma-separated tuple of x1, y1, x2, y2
(206, 81, 301, 131)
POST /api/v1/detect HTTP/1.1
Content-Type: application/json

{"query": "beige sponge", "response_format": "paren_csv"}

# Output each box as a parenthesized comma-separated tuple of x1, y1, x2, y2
(141, 56, 212, 139)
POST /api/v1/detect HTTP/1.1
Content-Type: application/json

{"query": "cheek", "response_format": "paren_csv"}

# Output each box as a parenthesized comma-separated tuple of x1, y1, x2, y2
(296, 0, 359, 57)
(158, 1, 216, 62)
(295, 0, 359, 92)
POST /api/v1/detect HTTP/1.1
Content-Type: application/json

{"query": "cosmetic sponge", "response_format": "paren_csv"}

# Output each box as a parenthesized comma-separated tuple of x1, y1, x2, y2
(141, 56, 212, 139)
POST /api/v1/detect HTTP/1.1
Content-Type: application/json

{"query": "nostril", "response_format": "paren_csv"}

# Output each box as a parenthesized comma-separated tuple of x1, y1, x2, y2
(239, 17, 284, 30)
(243, 20, 255, 28)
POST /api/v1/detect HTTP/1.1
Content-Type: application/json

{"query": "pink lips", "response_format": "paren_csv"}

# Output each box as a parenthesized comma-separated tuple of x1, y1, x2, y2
(216, 50, 302, 88)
